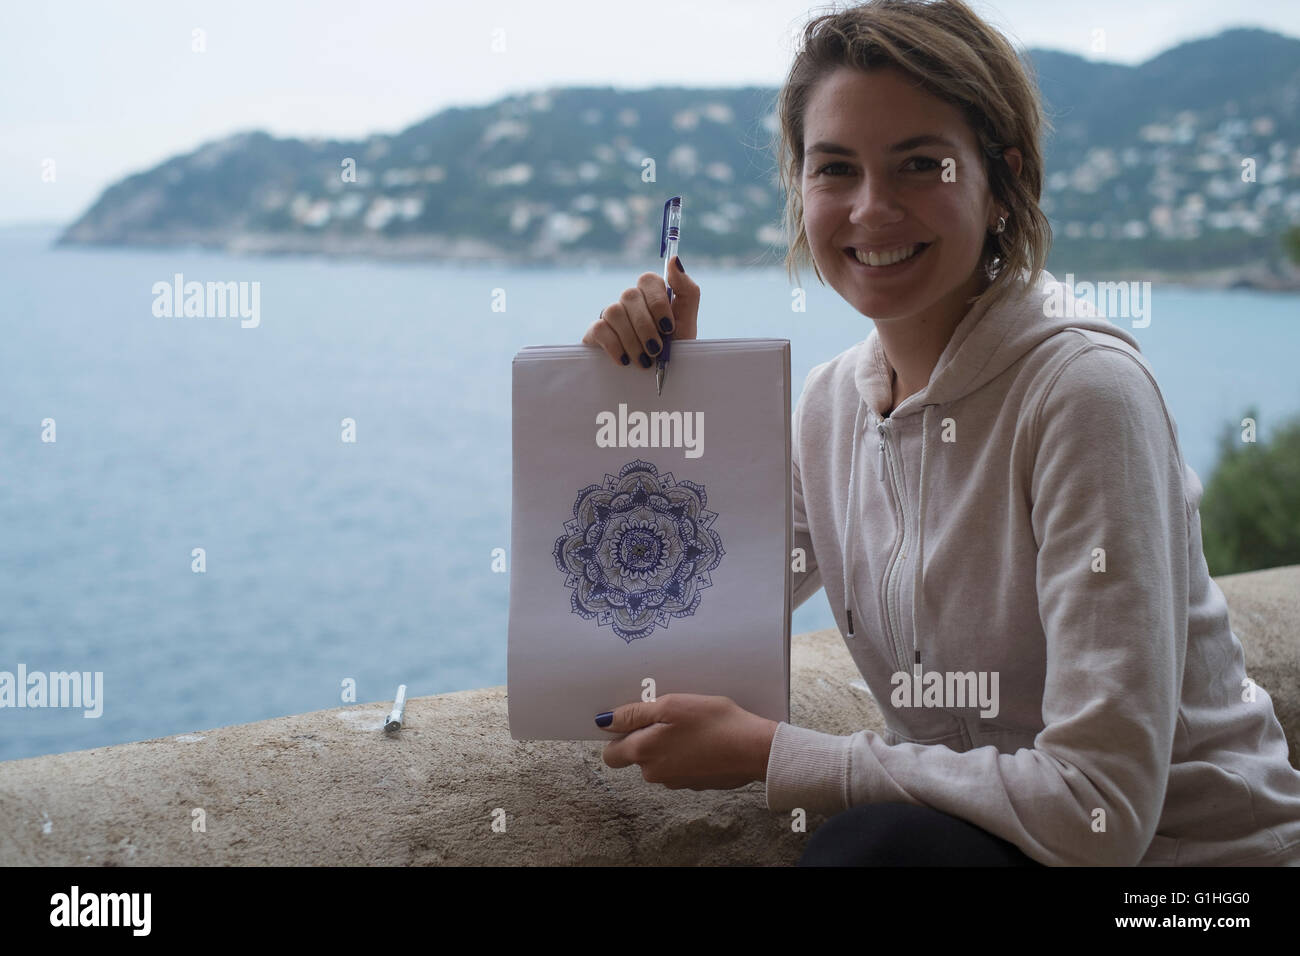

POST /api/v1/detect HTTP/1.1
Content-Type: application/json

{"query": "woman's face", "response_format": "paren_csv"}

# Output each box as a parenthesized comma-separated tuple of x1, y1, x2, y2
(800, 65, 1007, 324)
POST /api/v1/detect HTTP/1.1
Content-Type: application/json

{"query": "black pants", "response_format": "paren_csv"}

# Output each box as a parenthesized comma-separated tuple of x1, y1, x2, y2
(799, 802, 1046, 866)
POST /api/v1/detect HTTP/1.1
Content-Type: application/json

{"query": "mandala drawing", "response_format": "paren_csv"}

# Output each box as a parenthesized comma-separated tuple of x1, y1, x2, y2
(552, 459, 725, 643)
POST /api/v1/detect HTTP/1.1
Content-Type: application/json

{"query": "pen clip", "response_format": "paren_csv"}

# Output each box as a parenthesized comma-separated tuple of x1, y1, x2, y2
(660, 196, 680, 259)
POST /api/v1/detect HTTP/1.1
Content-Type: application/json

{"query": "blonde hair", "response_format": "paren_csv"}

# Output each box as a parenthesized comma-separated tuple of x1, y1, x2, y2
(772, 0, 1053, 311)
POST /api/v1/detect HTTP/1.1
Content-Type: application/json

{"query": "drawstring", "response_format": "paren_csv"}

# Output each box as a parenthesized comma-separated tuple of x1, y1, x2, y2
(842, 399, 867, 638)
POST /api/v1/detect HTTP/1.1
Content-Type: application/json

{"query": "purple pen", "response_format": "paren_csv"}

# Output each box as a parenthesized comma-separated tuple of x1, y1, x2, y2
(656, 196, 682, 396)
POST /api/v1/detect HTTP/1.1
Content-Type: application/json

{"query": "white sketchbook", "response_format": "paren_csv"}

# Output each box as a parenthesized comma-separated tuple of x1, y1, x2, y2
(508, 338, 793, 740)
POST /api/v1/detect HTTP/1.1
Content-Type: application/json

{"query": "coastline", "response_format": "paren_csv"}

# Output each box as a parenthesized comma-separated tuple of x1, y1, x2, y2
(20, 226, 1297, 292)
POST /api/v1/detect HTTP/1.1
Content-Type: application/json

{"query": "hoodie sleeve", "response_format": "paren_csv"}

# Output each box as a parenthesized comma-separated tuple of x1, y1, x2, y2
(791, 387, 824, 612)
(765, 345, 1189, 867)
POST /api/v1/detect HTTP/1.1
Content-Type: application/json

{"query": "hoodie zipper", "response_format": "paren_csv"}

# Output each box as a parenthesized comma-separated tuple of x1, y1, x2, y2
(875, 417, 911, 679)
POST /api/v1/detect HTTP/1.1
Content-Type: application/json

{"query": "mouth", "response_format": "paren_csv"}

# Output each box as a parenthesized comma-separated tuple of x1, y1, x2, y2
(843, 242, 931, 273)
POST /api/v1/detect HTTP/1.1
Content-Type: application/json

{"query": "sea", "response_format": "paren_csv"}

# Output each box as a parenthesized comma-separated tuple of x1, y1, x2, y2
(1, 223, 1297, 762)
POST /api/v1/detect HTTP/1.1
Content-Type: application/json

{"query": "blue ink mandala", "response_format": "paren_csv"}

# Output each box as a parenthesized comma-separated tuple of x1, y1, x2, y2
(552, 459, 725, 643)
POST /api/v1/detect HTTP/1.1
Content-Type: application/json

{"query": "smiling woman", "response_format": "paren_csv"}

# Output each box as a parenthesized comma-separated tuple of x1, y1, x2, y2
(746, 0, 1300, 868)
(775, 0, 1052, 311)
(773, 0, 1052, 408)
(586, 0, 1300, 870)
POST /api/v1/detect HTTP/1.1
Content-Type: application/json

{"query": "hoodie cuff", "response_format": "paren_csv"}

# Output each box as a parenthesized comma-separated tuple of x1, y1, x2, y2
(764, 721, 853, 815)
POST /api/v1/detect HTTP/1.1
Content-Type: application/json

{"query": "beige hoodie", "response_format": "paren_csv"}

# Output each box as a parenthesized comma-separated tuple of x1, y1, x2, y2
(768, 268, 1300, 866)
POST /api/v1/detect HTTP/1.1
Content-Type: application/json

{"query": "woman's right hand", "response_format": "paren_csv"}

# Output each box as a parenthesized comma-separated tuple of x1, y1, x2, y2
(582, 256, 697, 369)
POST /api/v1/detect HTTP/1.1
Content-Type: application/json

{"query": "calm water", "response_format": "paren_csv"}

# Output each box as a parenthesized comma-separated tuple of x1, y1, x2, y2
(1, 224, 1297, 762)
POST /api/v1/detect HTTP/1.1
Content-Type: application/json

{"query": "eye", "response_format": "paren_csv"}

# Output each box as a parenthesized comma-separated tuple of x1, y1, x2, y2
(814, 161, 852, 176)
(905, 156, 941, 171)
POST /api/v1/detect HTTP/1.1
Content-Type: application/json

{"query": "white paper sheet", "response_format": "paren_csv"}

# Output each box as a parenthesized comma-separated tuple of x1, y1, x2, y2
(508, 338, 792, 739)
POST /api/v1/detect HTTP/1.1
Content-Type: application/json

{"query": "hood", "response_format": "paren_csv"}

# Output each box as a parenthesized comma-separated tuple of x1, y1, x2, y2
(839, 269, 1145, 673)
(852, 268, 1143, 418)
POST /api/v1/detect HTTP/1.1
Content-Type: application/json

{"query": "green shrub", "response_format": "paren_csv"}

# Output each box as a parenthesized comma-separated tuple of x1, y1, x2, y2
(1199, 406, 1300, 575)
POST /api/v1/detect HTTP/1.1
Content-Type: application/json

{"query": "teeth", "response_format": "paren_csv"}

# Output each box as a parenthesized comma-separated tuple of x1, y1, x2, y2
(854, 243, 923, 267)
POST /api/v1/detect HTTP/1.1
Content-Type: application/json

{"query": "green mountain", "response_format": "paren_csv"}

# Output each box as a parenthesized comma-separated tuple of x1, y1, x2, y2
(58, 28, 1300, 281)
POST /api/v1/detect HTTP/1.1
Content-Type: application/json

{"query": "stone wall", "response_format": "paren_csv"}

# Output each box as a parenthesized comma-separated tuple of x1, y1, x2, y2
(1, 565, 1296, 865)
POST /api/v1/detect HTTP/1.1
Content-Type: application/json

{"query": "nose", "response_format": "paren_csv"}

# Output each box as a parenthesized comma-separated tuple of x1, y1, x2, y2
(848, 172, 904, 229)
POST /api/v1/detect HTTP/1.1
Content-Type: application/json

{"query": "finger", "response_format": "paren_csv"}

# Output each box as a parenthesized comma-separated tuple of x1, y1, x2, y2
(602, 721, 668, 770)
(600, 698, 665, 734)
(620, 275, 666, 368)
(635, 271, 677, 344)
(584, 313, 631, 366)
(597, 302, 644, 368)
(602, 737, 636, 769)
(665, 255, 698, 341)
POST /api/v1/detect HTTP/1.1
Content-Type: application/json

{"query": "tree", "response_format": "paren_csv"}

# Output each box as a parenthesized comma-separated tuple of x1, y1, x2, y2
(1283, 225, 1300, 267)
(1199, 406, 1300, 576)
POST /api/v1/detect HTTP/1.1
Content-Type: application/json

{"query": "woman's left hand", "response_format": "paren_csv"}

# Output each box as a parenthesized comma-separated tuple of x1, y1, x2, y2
(598, 693, 779, 791)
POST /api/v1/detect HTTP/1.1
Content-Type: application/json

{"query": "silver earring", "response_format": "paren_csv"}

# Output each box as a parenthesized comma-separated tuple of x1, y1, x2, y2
(994, 215, 1007, 235)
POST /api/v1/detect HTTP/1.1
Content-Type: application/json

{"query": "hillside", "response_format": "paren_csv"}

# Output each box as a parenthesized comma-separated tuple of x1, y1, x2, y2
(58, 28, 1300, 283)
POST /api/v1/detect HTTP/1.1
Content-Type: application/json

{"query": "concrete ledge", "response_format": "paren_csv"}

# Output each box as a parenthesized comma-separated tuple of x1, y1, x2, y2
(2, 565, 1297, 866)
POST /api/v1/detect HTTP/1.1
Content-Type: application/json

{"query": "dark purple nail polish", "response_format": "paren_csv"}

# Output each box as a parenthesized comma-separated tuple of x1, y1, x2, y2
(639, 352, 652, 368)
(646, 338, 660, 356)
(595, 711, 613, 727)
(674, 255, 686, 274)
(659, 316, 672, 333)
(620, 352, 630, 365)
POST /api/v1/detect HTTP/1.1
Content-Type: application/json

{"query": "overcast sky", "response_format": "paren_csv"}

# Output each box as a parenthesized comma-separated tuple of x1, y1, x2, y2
(3, 0, 1298, 226)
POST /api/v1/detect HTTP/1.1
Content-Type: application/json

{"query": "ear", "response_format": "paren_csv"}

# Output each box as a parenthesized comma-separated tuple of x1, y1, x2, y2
(1002, 146, 1023, 181)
